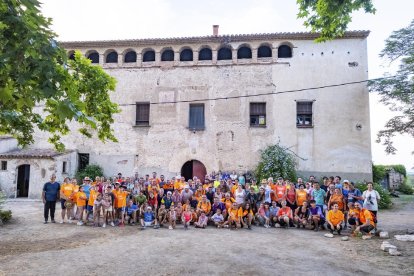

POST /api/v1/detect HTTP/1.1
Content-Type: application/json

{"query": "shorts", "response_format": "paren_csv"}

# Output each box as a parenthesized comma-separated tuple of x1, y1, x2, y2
(144, 221, 153, 227)
(87, 205, 94, 212)
(105, 206, 113, 212)
(61, 199, 66, 210)
(117, 207, 126, 213)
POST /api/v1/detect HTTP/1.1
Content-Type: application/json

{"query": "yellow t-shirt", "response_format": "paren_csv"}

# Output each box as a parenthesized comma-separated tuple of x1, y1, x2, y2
(327, 210, 344, 226)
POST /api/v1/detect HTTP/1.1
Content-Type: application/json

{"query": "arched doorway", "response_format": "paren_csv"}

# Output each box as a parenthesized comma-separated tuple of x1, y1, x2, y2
(17, 164, 30, 197)
(181, 160, 207, 182)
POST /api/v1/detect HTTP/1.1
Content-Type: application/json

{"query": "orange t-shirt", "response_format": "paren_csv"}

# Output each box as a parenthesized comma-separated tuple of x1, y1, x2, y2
(113, 190, 129, 208)
(197, 201, 211, 213)
(277, 206, 292, 219)
(228, 207, 241, 220)
(348, 207, 360, 218)
(76, 192, 87, 207)
(327, 210, 345, 226)
(330, 194, 344, 210)
(88, 190, 98, 206)
(174, 181, 184, 191)
(359, 209, 375, 226)
(275, 185, 287, 200)
(231, 185, 238, 197)
(240, 207, 253, 217)
(296, 190, 308, 206)
(61, 183, 76, 198)
(221, 198, 235, 210)
(194, 190, 205, 201)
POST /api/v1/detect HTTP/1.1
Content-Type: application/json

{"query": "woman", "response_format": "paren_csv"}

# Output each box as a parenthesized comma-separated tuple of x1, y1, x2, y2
(326, 203, 345, 235)
(256, 187, 265, 210)
(286, 184, 297, 211)
(294, 200, 309, 228)
(296, 184, 308, 207)
(255, 203, 270, 228)
(221, 192, 235, 210)
(328, 188, 346, 211)
(240, 202, 254, 229)
(234, 184, 246, 206)
(362, 182, 381, 217)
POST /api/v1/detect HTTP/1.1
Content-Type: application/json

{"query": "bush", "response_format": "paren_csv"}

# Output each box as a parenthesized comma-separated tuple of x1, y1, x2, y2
(75, 164, 104, 184)
(397, 179, 414, 195)
(355, 182, 392, 209)
(392, 164, 407, 177)
(0, 210, 12, 223)
(372, 164, 387, 183)
(255, 143, 297, 182)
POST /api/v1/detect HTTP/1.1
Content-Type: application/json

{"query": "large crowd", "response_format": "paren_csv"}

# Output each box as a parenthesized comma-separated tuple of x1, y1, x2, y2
(42, 171, 381, 237)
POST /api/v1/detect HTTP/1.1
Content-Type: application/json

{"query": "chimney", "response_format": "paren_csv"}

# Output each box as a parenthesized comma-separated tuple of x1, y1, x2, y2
(213, 25, 219, 36)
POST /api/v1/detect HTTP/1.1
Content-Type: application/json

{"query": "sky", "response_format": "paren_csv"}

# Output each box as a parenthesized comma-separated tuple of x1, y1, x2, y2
(40, 0, 414, 172)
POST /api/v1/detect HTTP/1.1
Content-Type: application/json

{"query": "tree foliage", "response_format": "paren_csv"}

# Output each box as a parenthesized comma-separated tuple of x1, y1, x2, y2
(255, 143, 298, 182)
(297, 0, 375, 42)
(75, 164, 104, 185)
(0, 0, 119, 151)
(368, 20, 414, 156)
(355, 182, 392, 209)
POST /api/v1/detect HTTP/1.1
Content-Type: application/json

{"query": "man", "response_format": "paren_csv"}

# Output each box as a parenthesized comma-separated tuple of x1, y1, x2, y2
(347, 182, 363, 206)
(354, 202, 375, 237)
(135, 190, 147, 207)
(308, 199, 325, 231)
(334, 176, 342, 190)
(181, 185, 193, 203)
(125, 199, 138, 225)
(197, 195, 212, 216)
(320, 177, 329, 192)
(113, 184, 129, 226)
(296, 177, 304, 189)
(42, 174, 60, 224)
(311, 182, 326, 213)
(211, 197, 225, 219)
(140, 206, 156, 229)
(162, 191, 173, 209)
(277, 200, 293, 228)
(158, 175, 166, 189)
(273, 177, 286, 206)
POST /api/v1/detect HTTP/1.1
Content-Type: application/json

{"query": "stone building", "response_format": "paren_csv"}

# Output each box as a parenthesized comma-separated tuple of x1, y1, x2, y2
(0, 27, 373, 198)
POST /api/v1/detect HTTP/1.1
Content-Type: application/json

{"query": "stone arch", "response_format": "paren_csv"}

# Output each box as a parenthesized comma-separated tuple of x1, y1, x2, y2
(180, 47, 193, 61)
(198, 46, 212, 61)
(123, 49, 137, 63)
(86, 50, 99, 63)
(237, 44, 252, 59)
(278, 42, 293, 58)
(217, 46, 232, 60)
(68, 50, 75, 60)
(105, 49, 118, 63)
(161, 48, 175, 61)
(142, 48, 156, 62)
(257, 43, 272, 58)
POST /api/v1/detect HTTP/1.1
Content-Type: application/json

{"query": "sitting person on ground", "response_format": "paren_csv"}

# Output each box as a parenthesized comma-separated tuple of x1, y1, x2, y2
(277, 200, 293, 228)
(157, 203, 168, 227)
(194, 211, 209, 228)
(125, 199, 138, 226)
(168, 204, 177, 230)
(347, 202, 360, 233)
(227, 202, 242, 229)
(354, 202, 376, 237)
(211, 208, 225, 228)
(326, 203, 344, 235)
(294, 200, 309, 228)
(182, 205, 192, 230)
(255, 202, 270, 228)
(175, 202, 183, 223)
(308, 199, 326, 231)
(140, 206, 156, 229)
(197, 195, 212, 216)
(269, 201, 280, 227)
(240, 202, 254, 230)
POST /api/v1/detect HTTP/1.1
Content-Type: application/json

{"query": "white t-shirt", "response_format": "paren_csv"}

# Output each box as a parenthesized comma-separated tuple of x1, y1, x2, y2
(235, 189, 246, 205)
(362, 190, 380, 211)
(211, 213, 224, 223)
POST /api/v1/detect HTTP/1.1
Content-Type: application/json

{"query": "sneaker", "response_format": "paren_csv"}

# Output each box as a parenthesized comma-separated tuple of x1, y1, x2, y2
(77, 221, 83, 226)
(110, 222, 115, 227)
(68, 219, 72, 224)
(44, 221, 48, 224)
(51, 220, 56, 223)
(131, 223, 135, 226)
(102, 223, 106, 228)
(169, 226, 173, 230)
(59, 221, 64, 224)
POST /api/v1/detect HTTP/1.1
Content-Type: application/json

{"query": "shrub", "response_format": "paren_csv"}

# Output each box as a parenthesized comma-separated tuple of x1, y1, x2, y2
(372, 164, 387, 183)
(255, 143, 297, 182)
(75, 164, 104, 184)
(397, 179, 414, 195)
(355, 182, 392, 209)
(0, 210, 12, 223)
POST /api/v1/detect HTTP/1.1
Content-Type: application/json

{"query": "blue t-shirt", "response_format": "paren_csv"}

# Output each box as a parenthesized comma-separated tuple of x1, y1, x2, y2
(43, 182, 60, 201)
(238, 175, 245, 185)
(83, 185, 91, 199)
(126, 204, 138, 215)
(348, 188, 363, 205)
(143, 211, 154, 222)
(312, 189, 325, 206)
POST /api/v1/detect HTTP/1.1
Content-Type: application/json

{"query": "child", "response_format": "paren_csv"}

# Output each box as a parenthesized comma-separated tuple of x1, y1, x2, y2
(76, 186, 87, 226)
(182, 205, 192, 230)
(86, 186, 98, 224)
(102, 192, 114, 227)
(175, 202, 183, 223)
(157, 203, 168, 227)
(168, 204, 177, 230)
(140, 206, 156, 229)
(93, 193, 103, 227)
(194, 211, 208, 228)
(190, 207, 198, 225)
(211, 208, 225, 228)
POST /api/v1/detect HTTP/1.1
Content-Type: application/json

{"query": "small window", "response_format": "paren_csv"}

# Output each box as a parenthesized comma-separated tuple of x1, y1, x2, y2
(1, 161, 7, 171)
(278, 45, 292, 58)
(180, 49, 193, 61)
(161, 49, 174, 61)
(136, 102, 150, 126)
(143, 50, 155, 62)
(250, 103, 266, 126)
(68, 51, 75, 60)
(258, 45, 272, 58)
(199, 48, 212, 61)
(217, 47, 232, 60)
(62, 161, 68, 174)
(106, 51, 118, 63)
(189, 104, 205, 130)
(124, 51, 137, 63)
(87, 52, 99, 63)
(78, 153, 89, 171)
(297, 101, 313, 127)
(237, 46, 252, 59)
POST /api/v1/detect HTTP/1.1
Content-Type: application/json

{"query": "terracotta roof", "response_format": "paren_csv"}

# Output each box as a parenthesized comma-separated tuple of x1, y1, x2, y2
(0, 149, 75, 159)
(59, 31, 370, 48)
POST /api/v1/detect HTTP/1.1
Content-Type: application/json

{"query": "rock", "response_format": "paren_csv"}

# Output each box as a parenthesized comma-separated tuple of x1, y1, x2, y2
(362, 235, 372, 240)
(274, 224, 281, 228)
(379, 231, 389, 239)
(324, 233, 334, 238)
(395, 235, 414, 242)
(406, 230, 414, 235)
(341, 236, 349, 241)
(380, 241, 397, 251)
(388, 248, 402, 256)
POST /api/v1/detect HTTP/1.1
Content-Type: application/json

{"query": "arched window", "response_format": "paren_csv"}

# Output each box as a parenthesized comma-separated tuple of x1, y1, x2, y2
(258, 45, 272, 58)
(217, 47, 232, 60)
(278, 45, 292, 58)
(161, 49, 174, 61)
(106, 51, 118, 63)
(180, 49, 193, 61)
(68, 51, 75, 60)
(198, 48, 212, 61)
(87, 52, 99, 63)
(124, 51, 137, 63)
(237, 46, 252, 59)
(142, 50, 155, 62)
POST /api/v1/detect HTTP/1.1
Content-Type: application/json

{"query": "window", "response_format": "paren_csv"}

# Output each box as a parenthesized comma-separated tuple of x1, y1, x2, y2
(237, 46, 252, 59)
(278, 45, 292, 58)
(250, 103, 266, 126)
(199, 48, 212, 60)
(217, 47, 232, 60)
(143, 50, 155, 62)
(297, 101, 313, 127)
(78, 153, 89, 171)
(161, 49, 174, 61)
(62, 161, 68, 174)
(189, 104, 205, 130)
(68, 51, 75, 60)
(180, 49, 193, 61)
(87, 52, 99, 63)
(136, 102, 150, 126)
(106, 51, 118, 63)
(258, 45, 272, 58)
(1, 161, 7, 171)
(124, 51, 137, 63)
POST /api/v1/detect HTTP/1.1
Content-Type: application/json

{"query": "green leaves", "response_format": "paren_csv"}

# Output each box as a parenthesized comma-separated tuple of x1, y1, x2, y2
(0, 0, 119, 151)
(297, 0, 375, 42)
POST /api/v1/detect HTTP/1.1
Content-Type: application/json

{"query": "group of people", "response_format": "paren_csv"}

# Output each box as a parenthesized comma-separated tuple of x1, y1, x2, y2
(42, 171, 381, 237)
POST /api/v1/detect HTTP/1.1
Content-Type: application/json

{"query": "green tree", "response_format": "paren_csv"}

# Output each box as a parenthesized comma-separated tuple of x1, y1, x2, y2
(75, 164, 104, 184)
(368, 19, 414, 156)
(297, 0, 375, 42)
(0, 0, 119, 151)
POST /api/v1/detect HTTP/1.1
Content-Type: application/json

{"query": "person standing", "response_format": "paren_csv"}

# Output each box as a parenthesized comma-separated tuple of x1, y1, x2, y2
(42, 174, 60, 224)
(362, 182, 381, 217)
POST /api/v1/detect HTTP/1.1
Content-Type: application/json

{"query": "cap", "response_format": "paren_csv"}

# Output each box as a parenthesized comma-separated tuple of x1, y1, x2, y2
(84, 177, 91, 181)
(146, 206, 151, 210)
(261, 179, 267, 184)
(343, 180, 350, 183)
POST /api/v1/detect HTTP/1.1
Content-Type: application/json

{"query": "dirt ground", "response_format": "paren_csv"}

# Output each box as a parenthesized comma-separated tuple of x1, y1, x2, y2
(1, 197, 413, 276)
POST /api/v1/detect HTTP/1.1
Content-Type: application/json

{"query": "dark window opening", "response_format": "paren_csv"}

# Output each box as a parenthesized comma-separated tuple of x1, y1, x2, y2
(1, 161, 7, 170)
(180, 49, 193, 61)
(258, 45, 272, 58)
(124, 51, 137, 63)
(189, 104, 205, 130)
(161, 49, 174, 61)
(68, 52, 75, 60)
(62, 161, 68, 174)
(106, 51, 118, 63)
(278, 45, 292, 58)
(237, 46, 252, 59)
(250, 103, 266, 126)
(217, 47, 232, 60)
(78, 153, 90, 171)
(198, 48, 212, 61)
(297, 101, 313, 127)
(136, 102, 150, 126)
(87, 52, 99, 63)
(143, 50, 155, 62)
